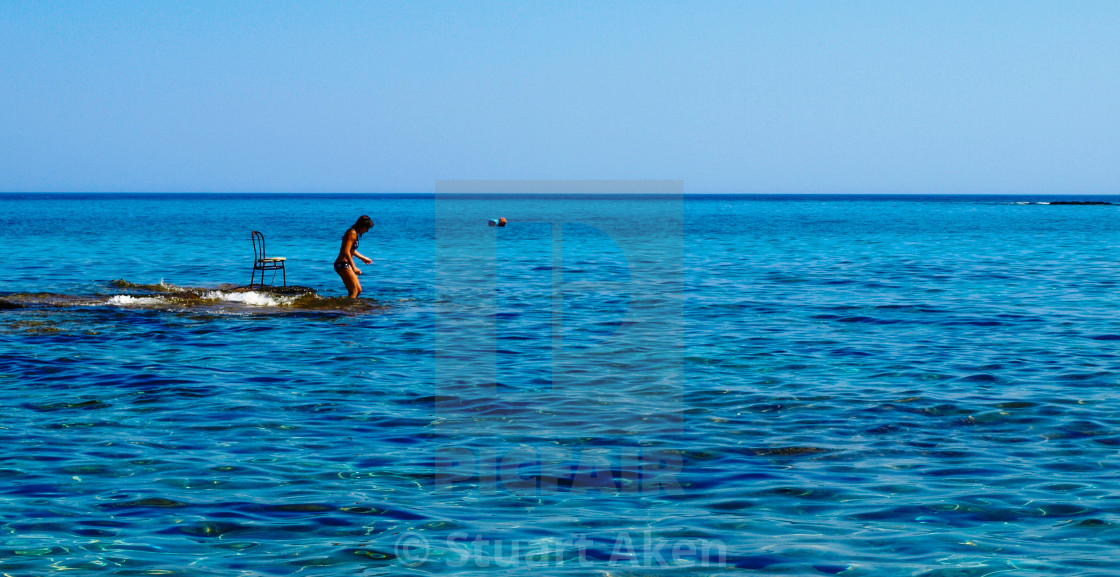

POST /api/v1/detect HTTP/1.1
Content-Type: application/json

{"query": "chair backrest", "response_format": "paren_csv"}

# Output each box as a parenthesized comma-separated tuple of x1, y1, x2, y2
(251, 231, 265, 262)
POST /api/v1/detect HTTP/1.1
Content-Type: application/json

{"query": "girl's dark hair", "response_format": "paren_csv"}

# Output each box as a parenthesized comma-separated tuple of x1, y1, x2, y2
(353, 215, 373, 232)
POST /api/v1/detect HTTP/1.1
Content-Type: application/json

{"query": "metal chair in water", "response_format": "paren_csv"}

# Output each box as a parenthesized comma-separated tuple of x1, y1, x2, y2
(250, 231, 286, 287)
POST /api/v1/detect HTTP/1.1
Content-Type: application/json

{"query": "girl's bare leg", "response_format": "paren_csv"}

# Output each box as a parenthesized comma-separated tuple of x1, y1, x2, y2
(337, 268, 362, 298)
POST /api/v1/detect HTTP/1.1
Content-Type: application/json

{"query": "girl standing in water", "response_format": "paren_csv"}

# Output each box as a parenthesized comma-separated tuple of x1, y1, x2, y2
(334, 215, 374, 298)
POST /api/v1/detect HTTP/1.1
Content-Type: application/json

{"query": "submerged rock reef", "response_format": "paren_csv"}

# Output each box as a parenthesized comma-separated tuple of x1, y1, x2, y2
(1, 280, 385, 315)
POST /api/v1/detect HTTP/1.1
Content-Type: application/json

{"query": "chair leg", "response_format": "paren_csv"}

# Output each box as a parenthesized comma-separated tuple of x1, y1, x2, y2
(282, 266, 286, 287)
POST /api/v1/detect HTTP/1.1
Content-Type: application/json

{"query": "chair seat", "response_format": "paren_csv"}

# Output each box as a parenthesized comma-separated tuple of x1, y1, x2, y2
(259, 257, 286, 262)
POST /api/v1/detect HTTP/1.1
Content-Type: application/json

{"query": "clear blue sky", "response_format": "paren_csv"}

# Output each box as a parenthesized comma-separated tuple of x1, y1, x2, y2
(2, 1, 1118, 193)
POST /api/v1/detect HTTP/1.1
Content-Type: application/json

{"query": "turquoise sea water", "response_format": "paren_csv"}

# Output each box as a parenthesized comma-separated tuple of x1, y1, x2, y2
(2, 193, 1120, 575)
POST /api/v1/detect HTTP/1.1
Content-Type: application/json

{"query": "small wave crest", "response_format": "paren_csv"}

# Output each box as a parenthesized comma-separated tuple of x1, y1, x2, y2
(201, 290, 297, 307)
(108, 290, 295, 307)
(107, 295, 169, 306)
(109, 279, 190, 293)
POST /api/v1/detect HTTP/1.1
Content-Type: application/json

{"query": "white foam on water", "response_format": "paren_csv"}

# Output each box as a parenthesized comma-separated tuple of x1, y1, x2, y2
(157, 279, 185, 292)
(107, 295, 168, 306)
(202, 290, 296, 307)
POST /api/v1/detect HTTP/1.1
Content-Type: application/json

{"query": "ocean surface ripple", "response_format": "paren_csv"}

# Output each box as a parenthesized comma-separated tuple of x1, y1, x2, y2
(2, 193, 1120, 575)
